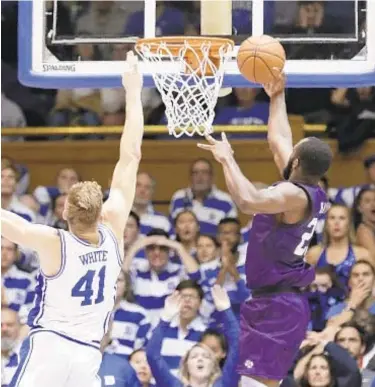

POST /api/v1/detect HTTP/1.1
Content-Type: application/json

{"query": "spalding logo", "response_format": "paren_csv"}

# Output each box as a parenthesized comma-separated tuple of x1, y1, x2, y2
(43, 64, 76, 72)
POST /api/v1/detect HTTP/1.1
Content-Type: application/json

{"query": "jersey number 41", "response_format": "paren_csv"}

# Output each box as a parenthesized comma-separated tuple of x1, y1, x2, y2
(71, 266, 106, 306)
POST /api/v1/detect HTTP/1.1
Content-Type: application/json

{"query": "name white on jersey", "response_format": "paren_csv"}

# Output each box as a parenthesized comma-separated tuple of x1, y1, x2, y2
(28, 224, 122, 348)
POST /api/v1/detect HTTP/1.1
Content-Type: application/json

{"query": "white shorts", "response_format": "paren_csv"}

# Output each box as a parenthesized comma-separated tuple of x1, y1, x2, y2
(10, 330, 102, 387)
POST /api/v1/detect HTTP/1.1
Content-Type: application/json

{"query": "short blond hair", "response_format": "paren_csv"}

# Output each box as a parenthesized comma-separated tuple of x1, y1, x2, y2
(66, 181, 103, 227)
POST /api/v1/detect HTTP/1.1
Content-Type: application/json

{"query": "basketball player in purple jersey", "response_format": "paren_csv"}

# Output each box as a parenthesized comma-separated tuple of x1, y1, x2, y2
(198, 72, 333, 387)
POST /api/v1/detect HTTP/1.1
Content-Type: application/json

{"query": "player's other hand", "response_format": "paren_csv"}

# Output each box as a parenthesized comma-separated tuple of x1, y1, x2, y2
(211, 284, 230, 312)
(162, 291, 182, 322)
(198, 133, 234, 164)
(122, 51, 143, 91)
(263, 69, 286, 99)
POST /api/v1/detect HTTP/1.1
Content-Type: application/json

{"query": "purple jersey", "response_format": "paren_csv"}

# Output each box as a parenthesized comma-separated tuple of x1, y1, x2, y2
(246, 182, 328, 289)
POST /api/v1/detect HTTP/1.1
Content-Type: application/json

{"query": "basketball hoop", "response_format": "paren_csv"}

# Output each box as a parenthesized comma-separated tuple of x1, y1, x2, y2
(135, 36, 234, 138)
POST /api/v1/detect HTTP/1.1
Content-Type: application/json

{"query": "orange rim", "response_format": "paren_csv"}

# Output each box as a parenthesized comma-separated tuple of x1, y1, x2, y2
(135, 36, 234, 56)
(135, 36, 234, 76)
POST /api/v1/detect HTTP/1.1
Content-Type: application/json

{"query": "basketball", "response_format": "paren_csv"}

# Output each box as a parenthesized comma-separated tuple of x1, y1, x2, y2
(237, 35, 286, 84)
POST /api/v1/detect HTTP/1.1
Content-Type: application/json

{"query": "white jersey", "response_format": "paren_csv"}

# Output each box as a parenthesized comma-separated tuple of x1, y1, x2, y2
(28, 224, 122, 349)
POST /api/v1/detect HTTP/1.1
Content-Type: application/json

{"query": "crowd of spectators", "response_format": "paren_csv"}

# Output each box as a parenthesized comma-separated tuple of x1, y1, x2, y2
(1, 153, 375, 386)
(1, 1, 375, 151)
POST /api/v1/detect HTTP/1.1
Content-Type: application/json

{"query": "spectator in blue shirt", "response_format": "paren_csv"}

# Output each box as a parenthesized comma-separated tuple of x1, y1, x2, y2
(1, 238, 35, 324)
(170, 159, 237, 236)
(104, 270, 152, 358)
(33, 167, 80, 222)
(145, 280, 207, 376)
(123, 211, 148, 271)
(48, 193, 68, 230)
(326, 261, 375, 325)
(196, 235, 219, 268)
(214, 88, 269, 126)
(1, 157, 29, 196)
(99, 349, 154, 387)
(215, 219, 250, 312)
(1, 307, 23, 387)
(124, 229, 200, 327)
(199, 315, 241, 387)
(173, 210, 200, 260)
(146, 284, 239, 387)
(132, 172, 172, 237)
(306, 266, 346, 332)
(306, 204, 371, 290)
(194, 221, 249, 324)
(1, 164, 35, 223)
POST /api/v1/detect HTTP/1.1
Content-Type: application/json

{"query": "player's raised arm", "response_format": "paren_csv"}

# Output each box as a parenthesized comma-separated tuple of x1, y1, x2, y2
(198, 134, 306, 215)
(102, 52, 144, 240)
(263, 71, 293, 177)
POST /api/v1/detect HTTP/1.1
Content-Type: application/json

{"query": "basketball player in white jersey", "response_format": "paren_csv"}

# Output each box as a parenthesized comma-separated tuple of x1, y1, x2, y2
(1, 52, 144, 387)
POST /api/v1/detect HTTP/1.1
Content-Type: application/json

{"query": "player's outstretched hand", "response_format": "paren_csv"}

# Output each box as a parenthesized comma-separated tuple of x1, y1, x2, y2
(211, 284, 231, 312)
(197, 133, 234, 164)
(263, 69, 286, 99)
(122, 51, 143, 92)
(161, 291, 182, 322)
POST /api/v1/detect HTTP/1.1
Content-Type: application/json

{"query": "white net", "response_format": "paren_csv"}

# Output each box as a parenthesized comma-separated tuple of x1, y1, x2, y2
(135, 38, 234, 138)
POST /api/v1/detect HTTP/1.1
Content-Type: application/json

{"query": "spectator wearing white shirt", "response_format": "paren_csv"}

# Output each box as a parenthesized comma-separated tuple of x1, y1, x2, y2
(133, 172, 172, 236)
(1, 158, 29, 196)
(123, 211, 148, 271)
(1, 164, 35, 223)
(197, 219, 250, 324)
(104, 270, 152, 358)
(1, 308, 22, 387)
(170, 159, 237, 236)
(33, 167, 80, 220)
(48, 193, 68, 230)
(124, 229, 200, 328)
(173, 210, 200, 263)
(150, 280, 207, 376)
(1, 238, 35, 325)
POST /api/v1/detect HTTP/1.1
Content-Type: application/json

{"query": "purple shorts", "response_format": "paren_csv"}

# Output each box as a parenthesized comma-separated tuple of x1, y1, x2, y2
(237, 292, 310, 381)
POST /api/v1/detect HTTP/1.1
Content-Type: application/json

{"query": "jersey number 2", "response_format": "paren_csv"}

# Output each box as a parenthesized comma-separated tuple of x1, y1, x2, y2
(294, 218, 318, 257)
(71, 266, 106, 306)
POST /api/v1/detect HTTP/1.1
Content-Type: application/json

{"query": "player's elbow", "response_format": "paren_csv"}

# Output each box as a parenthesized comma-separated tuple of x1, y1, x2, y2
(268, 132, 290, 148)
(267, 133, 278, 147)
(236, 197, 257, 215)
(119, 151, 141, 168)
